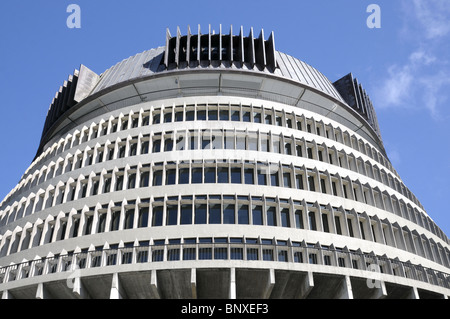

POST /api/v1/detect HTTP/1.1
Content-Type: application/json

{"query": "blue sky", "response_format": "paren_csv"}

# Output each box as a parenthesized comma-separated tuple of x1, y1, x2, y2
(0, 0, 449, 236)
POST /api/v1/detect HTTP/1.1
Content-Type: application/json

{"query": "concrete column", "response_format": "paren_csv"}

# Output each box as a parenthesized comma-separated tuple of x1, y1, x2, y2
(191, 268, 197, 299)
(36, 283, 51, 299)
(406, 286, 420, 299)
(296, 271, 314, 299)
(263, 268, 275, 299)
(229, 268, 236, 299)
(110, 272, 126, 299)
(335, 275, 353, 299)
(150, 269, 161, 299)
(72, 276, 91, 299)
(2, 290, 14, 299)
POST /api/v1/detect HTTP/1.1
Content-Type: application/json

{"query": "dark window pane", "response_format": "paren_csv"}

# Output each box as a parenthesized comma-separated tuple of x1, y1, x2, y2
(195, 204, 207, 224)
(218, 167, 229, 183)
(252, 205, 263, 225)
(267, 207, 277, 226)
(152, 207, 163, 226)
(223, 204, 235, 224)
(179, 168, 189, 184)
(238, 205, 249, 225)
(180, 204, 193, 225)
(209, 204, 221, 224)
(244, 168, 254, 185)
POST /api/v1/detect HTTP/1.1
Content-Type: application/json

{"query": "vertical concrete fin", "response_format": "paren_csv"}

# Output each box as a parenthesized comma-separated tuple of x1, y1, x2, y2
(296, 271, 314, 299)
(191, 268, 197, 299)
(110, 272, 126, 299)
(266, 31, 277, 70)
(164, 28, 172, 67)
(229, 25, 234, 62)
(263, 268, 275, 299)
(186, 25, 192, 63)
(36, 283, 51, 299)
(150, 269, 161, 299)
(229, 267, 236, 299)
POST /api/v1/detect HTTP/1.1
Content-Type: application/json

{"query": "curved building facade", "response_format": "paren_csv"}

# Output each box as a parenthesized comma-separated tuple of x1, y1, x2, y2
(0, 26, 449, 299)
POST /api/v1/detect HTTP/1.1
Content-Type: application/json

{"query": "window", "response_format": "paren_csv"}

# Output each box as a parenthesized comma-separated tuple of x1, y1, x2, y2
(124, 209, 134, 229)
(223, 204, 235, 224)
(195, 204, 207, 224)
(192, 167, 202, 184)
(335, 216, 342, 235)
(281, 208, 290, 227)
(140, 171, 149, 188)
(164, 137, 173, 152)
(238, 205, 249, 225)
(308, 211, 317, 231)
(152, 207, 163, 227)
(180, 204, 193, 225)
(283, 172, 291, 188)
(322, 214, 330, 233)
(166, 205, 178, 226)
(110, 211, 121, 231)
(252, 205, 263, 225)
(218, 166, 229, 183)
(270, 171, 279, 187)
(308, 176, 316, 192)
(204, 167, 216, 183)
(153, 170, 163, 186)
(138, 207, 149, 228)
(209, 204, 221, 224)
(257, 167, 267, 186)
(295, 210, 304, 229)
(244, 168, 254, 185)
(296, 174, 304, 190)
(266, 207, 277, 226)
(166, 169, 176, 185)
(231, 167, 241, 184)
(179, 168, 190, 184)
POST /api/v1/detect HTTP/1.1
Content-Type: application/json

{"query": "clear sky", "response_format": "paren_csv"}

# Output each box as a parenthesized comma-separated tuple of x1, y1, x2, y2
(0, 0, 449, 236)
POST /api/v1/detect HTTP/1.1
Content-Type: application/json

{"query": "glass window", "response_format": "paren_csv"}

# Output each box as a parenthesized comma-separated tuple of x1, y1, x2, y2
(281, 208, 290, 227)
(244, 168, 254, 185)
(238, 205, 249, 225)
(252, 205, 263, 225)
(138, 207, 149, 228)
(195, 204, 207, 224)
(179, 168, 189, 184)
(219, 109, 229, 121)
(192, 167, 202, 184)
(186, 110, 195, 121)
(231, 167, 241, 184)
(266, 207, 277, 226)
(166, 169, 176, 185)
(231, 109, 240, 121)
(295, 210, 304, 229)
(218, 167, 229, 183)
(209, 204, 221, 224)
(257, 167, 267, 186)
(197, 110, 206, 121)
(166, 205, 178, 226)
(208, 109, 218, 121)
(223, 204, 235, 224)
(283, 172, 291, 188)
(308, 211, 317, 231)
(124, 209, 134, 229)
(152, 206, 163, 227)
(204, 167, 216, 183)
(308, 176, 316, 192)
(270, 171, 279, 187)
(153, 170, 163, 186)
(180, 204, 192, 225)
(152, 139, 161, 153)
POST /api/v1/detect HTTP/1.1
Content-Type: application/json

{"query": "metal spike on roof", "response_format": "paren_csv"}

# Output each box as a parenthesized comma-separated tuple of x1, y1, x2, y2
(163, 25, 277, 71)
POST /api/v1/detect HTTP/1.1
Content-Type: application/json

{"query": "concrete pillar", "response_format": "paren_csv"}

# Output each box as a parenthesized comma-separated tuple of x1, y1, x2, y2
(263, 268, 275, 299)
(36, 283, 51, 299)
(229, 268, 236, 299)
(191, 268, 197, 299)
(110, 272, 126, 299)
(296, 271, 314, 299)
(2, 290, 14, 299)
(150, 269, 161, 299)
(72, 276, 91, 299)
(406, 286, 420, 299)
(335, 275, 353, 299)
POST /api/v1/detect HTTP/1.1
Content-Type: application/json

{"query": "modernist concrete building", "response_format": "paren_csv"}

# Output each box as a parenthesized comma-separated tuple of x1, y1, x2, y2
(0, 26, 449, 299)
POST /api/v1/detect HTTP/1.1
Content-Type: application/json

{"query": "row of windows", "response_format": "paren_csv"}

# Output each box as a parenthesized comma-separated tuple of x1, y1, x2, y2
(1, 156, 442, 245)
(15, 101, 404, 205)
(1, 194, 449, 268)
(4, 238, 443, 289)
(9, 128, 423, 221)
